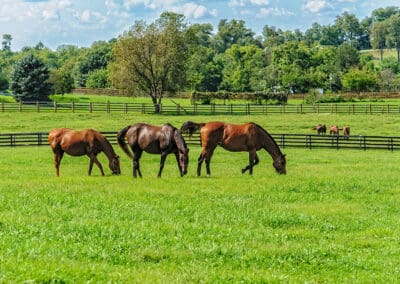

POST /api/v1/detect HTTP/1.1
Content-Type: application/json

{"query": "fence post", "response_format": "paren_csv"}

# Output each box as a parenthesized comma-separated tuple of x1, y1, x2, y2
(72, 101, 75, 113)
(389, 137, 394, 151)
(124, 103, 128, 114)
(141, 103, 145, 114)
(107, 100, 110, 113)
(307, 135, 312, 149)
(54, 101, 57, 112)
(89, 102, 93, 113)
(280, 134, 285, 148)
(37, 133, 42, 146)
(230, 104, 233, 115)
(19, 101, 22, 112)
(10, 134, 15, 147)
(1, 102, 4, 112)
(36, 101, 40, 112)
(336, 135, 339, 150)
(177, 104, 180, 115)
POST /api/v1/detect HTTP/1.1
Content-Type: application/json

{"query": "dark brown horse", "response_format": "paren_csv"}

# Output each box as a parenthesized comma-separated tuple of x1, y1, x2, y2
(181, 121, 286, 176)
(342, 126, 350, 139)
(48, 128, 121, 176)
(117, 123, 189, 178)
(312, 124, 326, 135)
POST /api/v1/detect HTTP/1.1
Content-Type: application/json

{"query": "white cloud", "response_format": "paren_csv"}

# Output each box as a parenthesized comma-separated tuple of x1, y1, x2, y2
(250, 0, 269, 5)
(123, 0, 179, 10)
(171, 2, 209, 19)
(302, 0, 329, 13)
(258, 7, 294, 17)
(229, 0, 269, 7)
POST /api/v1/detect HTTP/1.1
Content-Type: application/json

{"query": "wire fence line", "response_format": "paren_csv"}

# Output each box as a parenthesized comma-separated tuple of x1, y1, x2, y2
(1, 131, 399, 151)
(2, 101, 400, 115)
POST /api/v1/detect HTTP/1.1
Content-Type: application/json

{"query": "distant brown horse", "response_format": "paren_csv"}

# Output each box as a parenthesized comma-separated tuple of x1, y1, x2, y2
(117, 123, 189, 178)
(181, 121, 286, 176)
(48, 128, 121, 176)
(312, 124, 326, 135)
(329, 125, 339, 135)
(342, 126, 350, 139)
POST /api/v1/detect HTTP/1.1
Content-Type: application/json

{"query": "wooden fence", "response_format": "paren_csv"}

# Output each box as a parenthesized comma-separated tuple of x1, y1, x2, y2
(2, 101, 400, 115)
(2, 131, 399, 151)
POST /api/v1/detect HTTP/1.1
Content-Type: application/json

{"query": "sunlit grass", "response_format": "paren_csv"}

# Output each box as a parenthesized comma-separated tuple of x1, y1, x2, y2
(0, 145, 400, 282)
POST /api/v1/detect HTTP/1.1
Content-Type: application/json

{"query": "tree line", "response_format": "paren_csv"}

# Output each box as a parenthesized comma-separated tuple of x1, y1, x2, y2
(1, 7, 400, 109)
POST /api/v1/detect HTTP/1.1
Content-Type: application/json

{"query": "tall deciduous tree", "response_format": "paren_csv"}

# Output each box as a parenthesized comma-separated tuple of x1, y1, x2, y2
(10, 54, 52, 101)
(2, 34, 12, 52)
(370, 20, 389, 61)
(110, 12, 189, 112)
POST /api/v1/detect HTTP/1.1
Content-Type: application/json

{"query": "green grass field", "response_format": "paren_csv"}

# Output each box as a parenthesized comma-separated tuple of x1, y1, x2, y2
(1, 111, 400, 282)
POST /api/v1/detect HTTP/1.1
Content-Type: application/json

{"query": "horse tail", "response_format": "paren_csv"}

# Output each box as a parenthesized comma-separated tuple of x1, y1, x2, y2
(180, 121, 205, 137)
(117, 125, 133, 159)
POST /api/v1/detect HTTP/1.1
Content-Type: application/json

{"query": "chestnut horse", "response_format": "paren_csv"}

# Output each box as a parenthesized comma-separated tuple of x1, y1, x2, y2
(117, 123, 189, 178)
(180, 121, 286, 176)
(342, 126, 350, 139)
(48, 128, 121, 176)
(329, 125, 339, 135)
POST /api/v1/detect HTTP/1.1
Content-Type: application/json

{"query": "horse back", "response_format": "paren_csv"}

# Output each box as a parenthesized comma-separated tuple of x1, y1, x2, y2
(128, 123, 164, 154)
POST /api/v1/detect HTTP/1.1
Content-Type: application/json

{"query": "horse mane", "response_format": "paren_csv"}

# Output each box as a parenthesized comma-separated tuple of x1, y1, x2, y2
(174, 128, 188, 153)
(163, 123, 188, 153)
(254, 123, 283, 156)
(95, 132, 116, 156)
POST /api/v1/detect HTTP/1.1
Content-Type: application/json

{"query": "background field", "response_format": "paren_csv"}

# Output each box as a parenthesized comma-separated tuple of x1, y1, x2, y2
(1, 111, 400, 282)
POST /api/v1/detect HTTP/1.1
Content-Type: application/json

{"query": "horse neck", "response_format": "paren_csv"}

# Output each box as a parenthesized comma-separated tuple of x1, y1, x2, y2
(98, 136, 117, 161)
(174, 130, 187, 153)
(258, 126, 282, 160)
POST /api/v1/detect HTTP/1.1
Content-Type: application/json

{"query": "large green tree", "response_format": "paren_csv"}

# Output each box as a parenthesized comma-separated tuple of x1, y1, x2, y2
(110, 12, 190, 111)
(10, 54, 52, 101)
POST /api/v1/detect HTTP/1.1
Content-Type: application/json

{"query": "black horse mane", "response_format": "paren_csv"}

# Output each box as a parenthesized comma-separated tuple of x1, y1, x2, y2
(254, 123, 283, 156)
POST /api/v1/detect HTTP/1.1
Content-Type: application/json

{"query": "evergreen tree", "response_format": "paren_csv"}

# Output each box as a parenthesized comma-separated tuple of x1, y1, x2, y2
(10, 54, 52, 101)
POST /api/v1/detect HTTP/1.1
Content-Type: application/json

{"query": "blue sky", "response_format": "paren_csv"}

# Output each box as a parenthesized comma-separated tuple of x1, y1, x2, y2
(0, 0, 399, 51)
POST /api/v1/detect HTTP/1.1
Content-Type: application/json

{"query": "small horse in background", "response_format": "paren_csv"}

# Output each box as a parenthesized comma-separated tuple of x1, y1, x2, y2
(342, 126, 350, 139)
(117, 123, 189, 178)
(181, 121, 286, 176)
(329, 125, 339, 135)
(48, 128, 121, 176)
(312, 124, 326, 135)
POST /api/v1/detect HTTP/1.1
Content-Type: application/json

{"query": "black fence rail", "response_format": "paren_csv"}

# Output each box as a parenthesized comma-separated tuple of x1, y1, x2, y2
(2, 101, 400, 115)
(2, 131, 400, 151)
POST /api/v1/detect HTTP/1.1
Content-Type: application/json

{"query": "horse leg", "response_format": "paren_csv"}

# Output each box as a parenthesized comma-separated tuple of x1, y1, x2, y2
(133, 150, 143, 178)
(89, 154, 104, 176)
(157, 152, 168, 178)
(175, 152, 183, 177)
(54, 151, 64, 177)
(197, 153, 205, 176)
(242, 152, 259, 174)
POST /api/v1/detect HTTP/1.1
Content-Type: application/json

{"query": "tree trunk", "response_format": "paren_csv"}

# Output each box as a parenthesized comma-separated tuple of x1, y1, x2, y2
(150, 93, 160, 114)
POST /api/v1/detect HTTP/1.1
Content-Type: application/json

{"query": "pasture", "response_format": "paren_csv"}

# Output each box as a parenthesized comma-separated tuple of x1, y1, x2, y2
(1, 112, 400, 282)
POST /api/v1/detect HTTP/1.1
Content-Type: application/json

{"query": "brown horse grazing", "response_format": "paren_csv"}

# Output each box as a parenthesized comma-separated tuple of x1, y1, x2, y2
(181, 121, 286, 176)
(329, 125, 339, 135)
(117, 123, 189, 178)
(342, 126, 350, 139)
(312, 124, 326, 135)
(48, 128, 121, 176)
